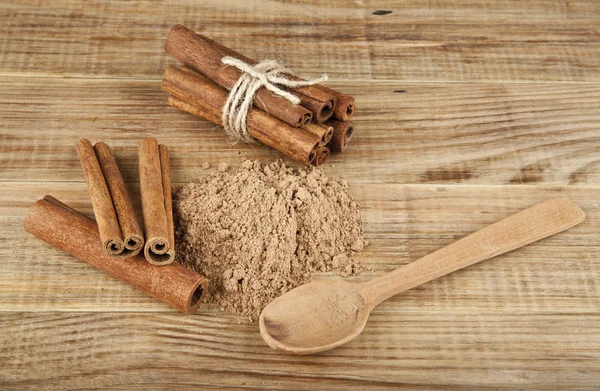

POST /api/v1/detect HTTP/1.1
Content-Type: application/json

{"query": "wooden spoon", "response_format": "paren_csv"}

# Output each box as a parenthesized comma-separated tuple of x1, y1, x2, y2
(260, 197, 585, 354)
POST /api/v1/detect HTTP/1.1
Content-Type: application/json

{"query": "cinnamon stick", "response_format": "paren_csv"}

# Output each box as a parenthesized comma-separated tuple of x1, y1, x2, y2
(292, 90, 336, 124)
(302, 122, 334, 146)
(315, 85, 355, 121)
(325, 119, 355, 152)
(139, 138, 175, 265)
(76, 139, 143, 258)
(168, 95, 222, 124)
(24, 196, 207, 314)
(165, 25, 313, 127)
(312, 146, 330, 166)
(163, 66, 320, 164)
(94, 142, 144, 254)
(159, 144, 175, 266)
(280, 75, 354, 121)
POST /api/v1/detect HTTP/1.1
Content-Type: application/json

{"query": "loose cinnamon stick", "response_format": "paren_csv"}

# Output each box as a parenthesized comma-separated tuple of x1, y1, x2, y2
(312, 146, 330, 166)
(139, 138, 175, 266)
(159, 144, 176, 265)
(163, 66, 320, 164)
(325, 119, 355, 152)
(165, 25, 313, 127)
(94, 142, 144, 254)
(24, 196, 207, 314)
(76, 139, 143, 258)
(302, 122, 334, 146)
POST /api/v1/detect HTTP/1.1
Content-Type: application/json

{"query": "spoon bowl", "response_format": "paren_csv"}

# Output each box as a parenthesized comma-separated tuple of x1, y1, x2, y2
(260, 280, 371, 354)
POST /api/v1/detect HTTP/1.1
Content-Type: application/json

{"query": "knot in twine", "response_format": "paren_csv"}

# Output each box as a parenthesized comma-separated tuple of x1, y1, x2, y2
(221, 56, 328, 143)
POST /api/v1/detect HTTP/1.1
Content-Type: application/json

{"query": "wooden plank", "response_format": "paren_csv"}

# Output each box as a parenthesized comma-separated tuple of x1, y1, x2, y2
(0, 1, 598, 388)
(1, 77, 599, 185)
(0, 1, 598, 81)
(0, 312, 598, 390)
(2, 183, 598, 313)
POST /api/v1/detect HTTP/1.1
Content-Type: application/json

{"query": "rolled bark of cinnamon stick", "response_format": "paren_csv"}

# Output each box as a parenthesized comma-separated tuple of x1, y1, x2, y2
(168, 95, 222, 124)
(163, 66, 320, 164)
(139, 139, 175, 266)
(325, 119, 355, 152)
(279, 76, 353, 121)
(93, 142, 144, 254)
(293, 91, 336, 124)
(76, 139, 143, 258)
(312, 146, 330, 166)
(23, 196, 208, 314)
(165, 25, 314, 127)
(159, 144, 175, 265)
(302, 122, 334, 146)
(315, 85, 355, 121)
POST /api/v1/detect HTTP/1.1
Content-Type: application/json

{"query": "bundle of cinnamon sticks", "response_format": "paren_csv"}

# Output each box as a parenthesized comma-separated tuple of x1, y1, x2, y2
(162, 25, 356, 165)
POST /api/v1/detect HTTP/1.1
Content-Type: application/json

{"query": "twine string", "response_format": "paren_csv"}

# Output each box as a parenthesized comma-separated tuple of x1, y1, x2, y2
(221, 56, 327, 143)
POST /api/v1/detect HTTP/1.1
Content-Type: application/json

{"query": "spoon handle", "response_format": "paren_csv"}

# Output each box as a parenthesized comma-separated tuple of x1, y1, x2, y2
(360, 197, 585, 307)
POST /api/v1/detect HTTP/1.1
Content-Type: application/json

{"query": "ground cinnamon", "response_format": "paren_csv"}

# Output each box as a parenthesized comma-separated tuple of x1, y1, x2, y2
(174, 160, 364, 318)
(23, 196, 207, 314)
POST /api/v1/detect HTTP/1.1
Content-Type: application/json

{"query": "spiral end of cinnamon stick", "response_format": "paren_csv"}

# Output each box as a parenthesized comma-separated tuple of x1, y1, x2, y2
(312, 146, 330, 166)
(326, 119, 354, 153)
(322, 125, 334, 145)
(125, 234, 144, 251)
(344, 102, 355, 120)
(185, 277, 209, 314)
(315, 98, 335, 124)
(104, 238, 124, 256)
(144, 238, 175, 266)
(300, 113, 312, 127)
(307, 142, 319, 164)
(342, 122, 355, 151)
(104, 236, 145, 259)
(332, 94, 355, 121)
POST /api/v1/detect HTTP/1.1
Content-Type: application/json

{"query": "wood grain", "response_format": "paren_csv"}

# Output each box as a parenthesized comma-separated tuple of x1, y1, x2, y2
(2, 183, 598, 314)
(0, 1, 599, 81)
(1, 77, 599, 185)
(0, 312, 598, 390)
(0, 0, 599, 388)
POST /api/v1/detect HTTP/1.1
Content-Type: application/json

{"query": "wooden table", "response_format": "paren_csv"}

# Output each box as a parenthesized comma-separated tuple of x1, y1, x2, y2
(1, 1, 599, 389)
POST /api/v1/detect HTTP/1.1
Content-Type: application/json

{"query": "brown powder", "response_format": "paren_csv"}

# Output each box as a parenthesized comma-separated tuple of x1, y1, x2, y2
(174, 160, 365, 318)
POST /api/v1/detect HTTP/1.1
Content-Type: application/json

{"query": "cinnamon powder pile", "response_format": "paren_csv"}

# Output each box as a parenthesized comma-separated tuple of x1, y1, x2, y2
(174, 160, 365, 318)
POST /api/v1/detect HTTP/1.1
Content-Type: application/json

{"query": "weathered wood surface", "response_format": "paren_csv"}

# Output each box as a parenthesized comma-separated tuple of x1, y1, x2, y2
(1, 185, 599, 389)
(1, 1, 599, 81)
(2, 184, 598, 313)
(1, 77, 599, 185)
(1, 312, 598, 390)
(0, 0, 599, 389)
